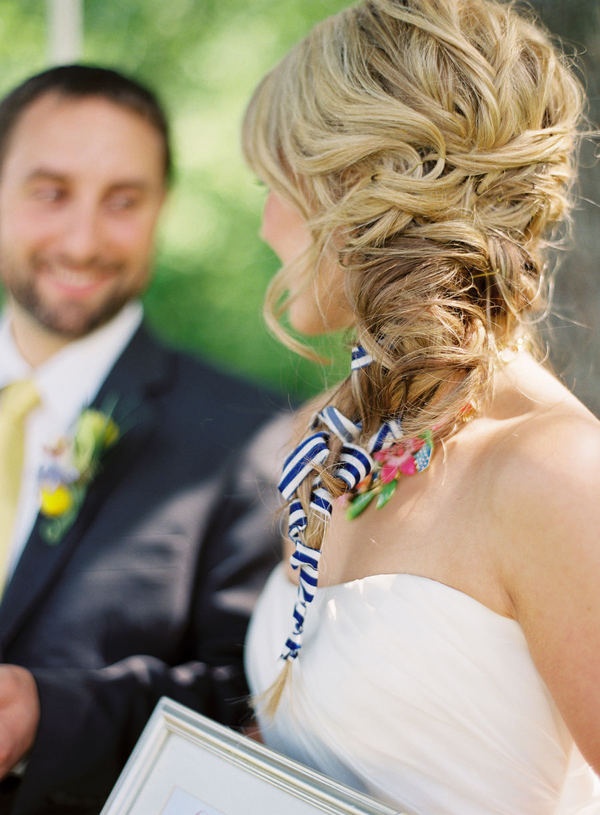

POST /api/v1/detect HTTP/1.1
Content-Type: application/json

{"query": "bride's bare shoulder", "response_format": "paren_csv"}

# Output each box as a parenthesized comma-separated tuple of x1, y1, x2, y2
(480, 359, 600, 770)
(485, 355, 599, 464)
(479, 354, 599, 555)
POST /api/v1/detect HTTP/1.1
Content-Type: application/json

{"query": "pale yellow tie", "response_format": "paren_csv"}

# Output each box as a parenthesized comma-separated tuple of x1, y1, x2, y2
(0, 379, 41, 588)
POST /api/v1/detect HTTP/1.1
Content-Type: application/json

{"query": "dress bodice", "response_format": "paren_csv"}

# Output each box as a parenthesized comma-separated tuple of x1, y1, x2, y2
(245, 564, 600, 815)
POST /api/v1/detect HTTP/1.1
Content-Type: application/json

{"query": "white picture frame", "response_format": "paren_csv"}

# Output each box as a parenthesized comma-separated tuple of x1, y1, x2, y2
(100, 697, 403, 815)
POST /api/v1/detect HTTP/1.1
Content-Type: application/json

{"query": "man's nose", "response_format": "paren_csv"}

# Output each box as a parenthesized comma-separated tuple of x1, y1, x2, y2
(58, 202, 103, 264)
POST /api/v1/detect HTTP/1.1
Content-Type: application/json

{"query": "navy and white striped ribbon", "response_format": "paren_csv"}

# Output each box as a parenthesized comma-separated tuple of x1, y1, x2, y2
(310, 483, 333, 518)
(278, 431, 329, 500)
(318, 405, 361, 443)
(336, 442, 374, 489)
(351, 344, 373, 370)
(290, 540, 321, 604)
(287, 498, 308, 542)
(282, 618, 304, 660)
(278, 394, 401, 662)
(280, 541, 322, 661)
(278, 430, 330, 660)
(368, 418, 404, 454)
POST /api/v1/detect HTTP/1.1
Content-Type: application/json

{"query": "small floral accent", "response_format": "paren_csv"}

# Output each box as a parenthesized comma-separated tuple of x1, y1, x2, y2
(345, 430, 434, 520)
(38, 404, 119, 544)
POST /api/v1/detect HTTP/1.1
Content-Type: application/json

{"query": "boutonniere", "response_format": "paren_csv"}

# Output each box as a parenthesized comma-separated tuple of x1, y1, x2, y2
(38, 402, 120, 544)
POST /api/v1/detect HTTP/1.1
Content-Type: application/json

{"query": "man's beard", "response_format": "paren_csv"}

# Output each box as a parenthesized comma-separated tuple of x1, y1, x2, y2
(9, 277, 134, 338)
(0, 255, 145, 339)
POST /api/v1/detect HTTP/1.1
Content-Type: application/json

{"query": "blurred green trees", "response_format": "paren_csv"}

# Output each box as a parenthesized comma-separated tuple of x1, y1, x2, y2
(0, 0, 598, 409)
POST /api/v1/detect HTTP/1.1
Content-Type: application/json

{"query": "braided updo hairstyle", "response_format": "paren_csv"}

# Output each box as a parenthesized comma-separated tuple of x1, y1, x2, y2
(242, 0, 584, 690)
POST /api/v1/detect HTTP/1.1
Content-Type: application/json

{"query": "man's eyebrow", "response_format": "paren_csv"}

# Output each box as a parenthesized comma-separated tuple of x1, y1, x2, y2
(105, 180, 152, 192)
(24, 168, 152, 191)
(24, 168, 68, 184)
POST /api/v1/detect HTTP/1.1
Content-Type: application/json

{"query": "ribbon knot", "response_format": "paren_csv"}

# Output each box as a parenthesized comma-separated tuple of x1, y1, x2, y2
(278, 431, 329, 500)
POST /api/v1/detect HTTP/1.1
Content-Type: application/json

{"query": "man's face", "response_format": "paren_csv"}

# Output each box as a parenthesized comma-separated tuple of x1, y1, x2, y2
(0, 92, 167, 340)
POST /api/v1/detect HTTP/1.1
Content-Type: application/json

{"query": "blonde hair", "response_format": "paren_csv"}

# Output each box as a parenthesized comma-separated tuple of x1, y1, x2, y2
(242, 0, 585, 705)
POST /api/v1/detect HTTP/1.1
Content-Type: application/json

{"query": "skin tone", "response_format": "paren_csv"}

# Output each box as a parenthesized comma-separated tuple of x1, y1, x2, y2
(263, 189, 600, 772)
(0, 92, 167, 775)
(261, 191, 352, 335)
(0, 92, 167, 366)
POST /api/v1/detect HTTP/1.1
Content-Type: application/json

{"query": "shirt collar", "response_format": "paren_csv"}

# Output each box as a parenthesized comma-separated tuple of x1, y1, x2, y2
(0, 301, 143, 426)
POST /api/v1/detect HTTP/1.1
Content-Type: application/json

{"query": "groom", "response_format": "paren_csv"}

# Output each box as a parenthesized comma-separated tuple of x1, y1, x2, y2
(0, 64, 287, 814)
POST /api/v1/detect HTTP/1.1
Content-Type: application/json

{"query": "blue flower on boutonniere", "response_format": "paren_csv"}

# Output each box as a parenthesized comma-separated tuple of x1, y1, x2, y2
(38, 401, 120, 544)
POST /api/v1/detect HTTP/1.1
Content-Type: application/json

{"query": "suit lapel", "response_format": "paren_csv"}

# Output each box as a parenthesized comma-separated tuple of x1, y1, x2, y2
(0, 324, 173, 650)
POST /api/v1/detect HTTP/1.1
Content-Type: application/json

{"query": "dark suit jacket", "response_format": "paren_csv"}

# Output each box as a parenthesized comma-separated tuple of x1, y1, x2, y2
(0, 324, 290, 815)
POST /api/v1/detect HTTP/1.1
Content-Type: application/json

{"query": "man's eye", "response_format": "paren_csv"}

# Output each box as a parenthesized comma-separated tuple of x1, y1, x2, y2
(107, 194, 139, 211)
(32, 186, 65, 202)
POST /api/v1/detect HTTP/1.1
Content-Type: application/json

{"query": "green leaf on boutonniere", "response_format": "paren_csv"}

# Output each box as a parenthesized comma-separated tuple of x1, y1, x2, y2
(72, 410, 119, 476)
(38, 400, 120, 545)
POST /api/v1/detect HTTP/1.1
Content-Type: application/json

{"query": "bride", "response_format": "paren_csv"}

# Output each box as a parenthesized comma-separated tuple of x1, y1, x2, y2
(242, 1, 600, 813)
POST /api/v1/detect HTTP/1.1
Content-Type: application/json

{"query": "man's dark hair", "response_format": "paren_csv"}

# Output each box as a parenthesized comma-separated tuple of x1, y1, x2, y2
(0, 63, 173, 183)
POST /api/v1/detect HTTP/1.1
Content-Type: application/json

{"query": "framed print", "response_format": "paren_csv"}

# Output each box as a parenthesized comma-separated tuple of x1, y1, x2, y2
(100, 697, 403, 815)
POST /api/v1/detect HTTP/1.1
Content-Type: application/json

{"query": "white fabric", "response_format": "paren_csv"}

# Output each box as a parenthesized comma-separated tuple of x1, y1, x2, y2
(246, 564, 600, 815)
(0, 301, 142, 574)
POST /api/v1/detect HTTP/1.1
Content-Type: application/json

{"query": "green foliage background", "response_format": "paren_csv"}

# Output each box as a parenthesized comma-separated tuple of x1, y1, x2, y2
(0, 0, 598, 410)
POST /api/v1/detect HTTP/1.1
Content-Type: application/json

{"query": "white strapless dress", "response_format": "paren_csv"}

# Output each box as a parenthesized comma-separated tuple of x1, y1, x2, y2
(245, 564, 600, 815)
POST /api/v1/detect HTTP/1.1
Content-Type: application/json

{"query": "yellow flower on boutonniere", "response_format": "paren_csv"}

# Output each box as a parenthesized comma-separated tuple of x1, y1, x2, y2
(38, 404, 120, 544)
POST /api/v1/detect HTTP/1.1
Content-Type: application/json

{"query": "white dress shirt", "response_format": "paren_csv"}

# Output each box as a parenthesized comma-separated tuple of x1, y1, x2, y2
(0, 301, 143, 577)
